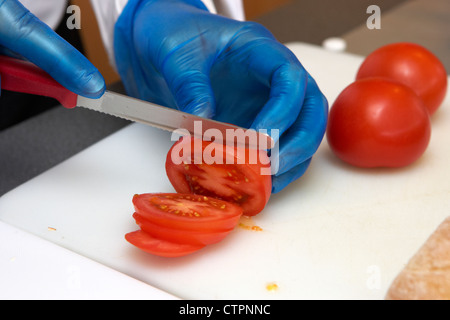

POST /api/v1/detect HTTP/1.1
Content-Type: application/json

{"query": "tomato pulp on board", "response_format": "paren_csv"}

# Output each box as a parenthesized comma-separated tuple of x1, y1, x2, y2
(326, 78, 431, 168)
(165, 136, 272, 216)
(125, 193, 244, 257)
(356, 42, 448, 115)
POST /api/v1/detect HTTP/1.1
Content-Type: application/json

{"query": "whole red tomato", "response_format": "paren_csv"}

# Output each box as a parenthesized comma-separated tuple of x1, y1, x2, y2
(356, 42, 447, 115)
(326, 78, 431, 168)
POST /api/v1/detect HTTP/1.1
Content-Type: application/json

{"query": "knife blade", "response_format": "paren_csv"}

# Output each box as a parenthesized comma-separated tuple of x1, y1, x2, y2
(76, 91, 274, 150)
(0, 55, 274, 150)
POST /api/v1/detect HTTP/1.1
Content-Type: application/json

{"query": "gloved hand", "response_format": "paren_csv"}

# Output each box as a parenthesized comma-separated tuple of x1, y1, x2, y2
(114, 0, 328, 193)
(0, 0, 105, 99)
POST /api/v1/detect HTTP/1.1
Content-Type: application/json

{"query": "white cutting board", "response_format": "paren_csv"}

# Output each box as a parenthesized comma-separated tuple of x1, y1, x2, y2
(1, 42, 450, 300)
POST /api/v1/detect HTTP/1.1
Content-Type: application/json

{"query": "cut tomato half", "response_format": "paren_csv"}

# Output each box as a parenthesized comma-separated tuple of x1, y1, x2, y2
(165, 136, 272, 216)
(125, 230, 205, 258)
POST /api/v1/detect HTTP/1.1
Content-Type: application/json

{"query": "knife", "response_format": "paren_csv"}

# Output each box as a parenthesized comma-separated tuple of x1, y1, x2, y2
(0, 55, 274, 150)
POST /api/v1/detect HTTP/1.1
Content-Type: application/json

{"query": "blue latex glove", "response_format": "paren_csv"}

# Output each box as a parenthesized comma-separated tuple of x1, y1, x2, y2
(114, 0, 328, 193)
(0, 0, 105, 99)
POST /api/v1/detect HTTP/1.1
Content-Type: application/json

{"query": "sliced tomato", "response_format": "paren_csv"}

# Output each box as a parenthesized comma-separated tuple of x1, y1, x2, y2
(125, 230, 204, 258)
(132, 193, 243, 232)
(133, 212, 233, 246)
(165, 136, 272, 216)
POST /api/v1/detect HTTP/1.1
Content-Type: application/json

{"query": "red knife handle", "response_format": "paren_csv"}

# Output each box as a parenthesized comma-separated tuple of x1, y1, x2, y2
(0, 55, 77, 109)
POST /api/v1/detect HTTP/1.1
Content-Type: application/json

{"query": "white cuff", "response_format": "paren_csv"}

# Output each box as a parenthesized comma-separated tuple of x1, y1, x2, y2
(89, 0, 128, 68)
(19, 0, 67, 30)
(213, 0, 245, 21)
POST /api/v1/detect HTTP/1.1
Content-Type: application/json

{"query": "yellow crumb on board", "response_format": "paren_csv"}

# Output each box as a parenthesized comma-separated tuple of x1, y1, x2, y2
(238, 215, 263, 232)
(266, 282, 279, 292)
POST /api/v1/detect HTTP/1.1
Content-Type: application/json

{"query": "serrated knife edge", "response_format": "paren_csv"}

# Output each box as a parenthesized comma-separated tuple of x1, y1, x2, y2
(77, 91, 274, 150)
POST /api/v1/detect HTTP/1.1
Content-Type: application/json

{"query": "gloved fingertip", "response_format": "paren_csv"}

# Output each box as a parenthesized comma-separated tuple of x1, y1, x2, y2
(271, 177, 287, 194)
(169, 70, 216, 119)
(81, 70, 106, 99)
(181, 100, 215, 119)
(271, 158, 312, 193)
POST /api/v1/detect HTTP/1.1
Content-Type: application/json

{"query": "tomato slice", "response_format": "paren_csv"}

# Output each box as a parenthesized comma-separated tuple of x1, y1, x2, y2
(125, 230, 204, 258)
(165, 136, 272, 216)
(132, 193, 243, 232)
(133, 212, 233, 246)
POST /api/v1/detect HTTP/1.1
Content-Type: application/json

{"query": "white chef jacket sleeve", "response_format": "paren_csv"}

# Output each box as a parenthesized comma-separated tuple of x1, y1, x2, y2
(19, 0, 67, 30)
(213, 0, 245, 21)
(89, 0, 244, 67)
